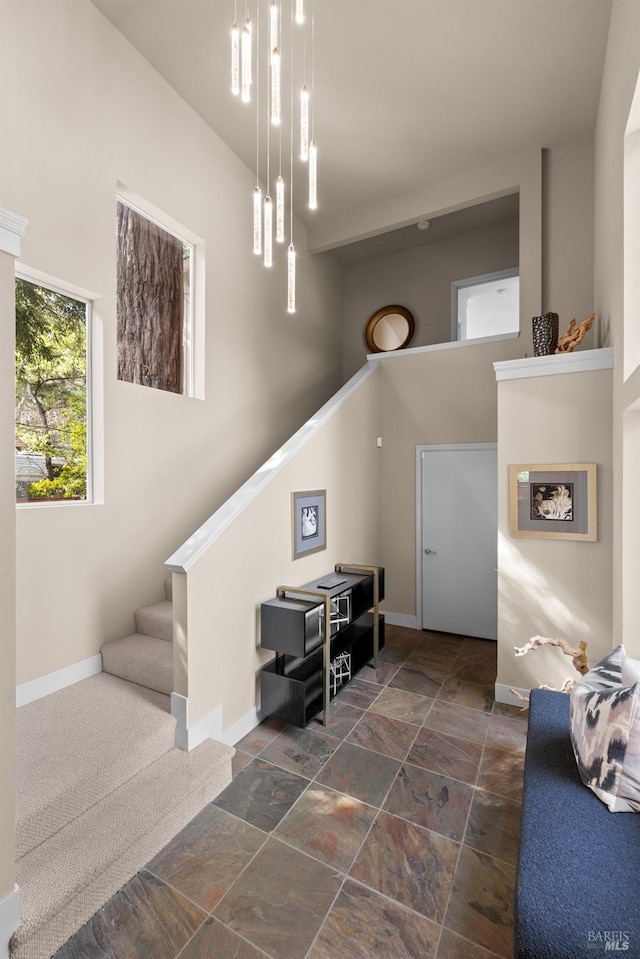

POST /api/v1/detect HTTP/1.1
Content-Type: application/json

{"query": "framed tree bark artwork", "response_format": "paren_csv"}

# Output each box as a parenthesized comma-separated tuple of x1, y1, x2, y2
(509, 463, 597, 541)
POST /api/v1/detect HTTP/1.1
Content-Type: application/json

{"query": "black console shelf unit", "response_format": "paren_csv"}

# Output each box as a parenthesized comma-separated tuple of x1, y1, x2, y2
(260, 565, 385, 728)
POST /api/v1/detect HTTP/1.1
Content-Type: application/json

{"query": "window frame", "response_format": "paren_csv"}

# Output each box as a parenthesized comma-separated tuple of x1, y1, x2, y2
(451, 267, 520, 343)
(116, 195, 195, 397)
(15, 270, 93, 507)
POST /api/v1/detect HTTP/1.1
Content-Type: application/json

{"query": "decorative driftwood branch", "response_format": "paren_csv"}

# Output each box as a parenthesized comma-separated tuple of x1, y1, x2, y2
(555, 313, 595, 353)
(514, 635, 590, 675)
(510, 635, 590, 705)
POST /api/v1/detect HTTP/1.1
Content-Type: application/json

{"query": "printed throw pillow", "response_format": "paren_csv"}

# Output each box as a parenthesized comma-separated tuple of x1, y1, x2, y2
(569, 645, 640, 812)
(622, 650, 640, 687)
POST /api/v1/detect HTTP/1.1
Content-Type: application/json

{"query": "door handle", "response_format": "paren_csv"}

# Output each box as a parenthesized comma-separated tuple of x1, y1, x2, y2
(424, 548, 437, 555)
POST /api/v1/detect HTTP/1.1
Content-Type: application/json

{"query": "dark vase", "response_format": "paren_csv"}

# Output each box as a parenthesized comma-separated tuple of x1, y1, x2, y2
(532, 312, 559, 356)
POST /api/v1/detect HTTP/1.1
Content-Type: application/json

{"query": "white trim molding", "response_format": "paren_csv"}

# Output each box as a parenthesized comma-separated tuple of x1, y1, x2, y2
(494, 347, 613, 381)
(171, 695, 266, 751)
(0, 209, 28, 257)
(16, 655, 102, 707)
(495, 683, 530, 707)
(171, 693, 224, 752)
(0, 885, 20, 959)
(223, 706, 262, 747)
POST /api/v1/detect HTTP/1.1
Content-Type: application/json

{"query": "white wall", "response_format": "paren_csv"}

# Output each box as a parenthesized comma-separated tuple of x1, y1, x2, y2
(495, 361, 613, 696)
(2, 0, 343, 684)
(542, 138, 596, 339)
(594, 0, 640, 650)
(342, 218, 518, 379)
(377, 337, 524, 622)
(177, 368, 381, 731)
(355, 138, 597, 631)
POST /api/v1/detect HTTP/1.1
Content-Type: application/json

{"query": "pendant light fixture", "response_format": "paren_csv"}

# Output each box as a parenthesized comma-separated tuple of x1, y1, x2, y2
(230, 0, 317, 312)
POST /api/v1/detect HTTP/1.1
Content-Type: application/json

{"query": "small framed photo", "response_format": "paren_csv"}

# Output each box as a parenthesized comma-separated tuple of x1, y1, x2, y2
(509, 463, 597, 541)
(292, 489, 327, 559)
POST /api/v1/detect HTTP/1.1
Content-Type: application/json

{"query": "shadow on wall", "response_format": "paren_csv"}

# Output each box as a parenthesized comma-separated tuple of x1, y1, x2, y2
(498, 533, 594, 689)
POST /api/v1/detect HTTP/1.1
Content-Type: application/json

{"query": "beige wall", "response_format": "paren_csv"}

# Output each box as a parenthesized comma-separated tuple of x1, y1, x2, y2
(543, 138, 596, 337)
(183, 370, 380, 729)
(0, 251, 17, 905)
(594, 0, 640, 649)
(2, 0, 343, 685)
(496, 366, 613, 694)
(342, 218, 519, 379)
(377, 338, 524, 620)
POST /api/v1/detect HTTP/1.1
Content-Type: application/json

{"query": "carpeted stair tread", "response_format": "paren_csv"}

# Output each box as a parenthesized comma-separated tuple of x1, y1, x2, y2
(16, 674, 173, 858)
(13, 737, 233, 959)
(101, 633, 173, 695)
(134, 600, 173, 642)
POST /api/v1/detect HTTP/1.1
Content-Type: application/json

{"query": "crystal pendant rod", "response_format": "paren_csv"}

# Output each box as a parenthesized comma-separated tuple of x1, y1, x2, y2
(276, 175, 285, 243)
(264, 63, 273, 267)
(288, 0, 296, 313)
(300, 85, 309, 160)
(253, 186, 262, 254)
(308, 0, 317, 208)
(253, 0, 261, 254)
(271, 47, 281, 124)
(295, 0, 304, 24)
(287, 243, 296, 313)
(264, 194, 273, 266)
(308, 139, 317, 209)
(269, 1, 278, 61)
(241, 16, 252, 103)
(231, 20, 240, 95)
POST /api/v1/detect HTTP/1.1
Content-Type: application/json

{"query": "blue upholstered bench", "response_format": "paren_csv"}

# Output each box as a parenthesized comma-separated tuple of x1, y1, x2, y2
(515, 688, 640, 959)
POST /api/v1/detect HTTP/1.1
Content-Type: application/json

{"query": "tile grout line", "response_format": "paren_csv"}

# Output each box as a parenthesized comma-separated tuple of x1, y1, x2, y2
(429, 645, 497, 958)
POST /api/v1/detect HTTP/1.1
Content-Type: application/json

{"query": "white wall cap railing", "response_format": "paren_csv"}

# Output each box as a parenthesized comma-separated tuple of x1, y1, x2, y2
(494, 347, 614, 381)
(368, 330, 520, 364)
(165, 360, 379, 573)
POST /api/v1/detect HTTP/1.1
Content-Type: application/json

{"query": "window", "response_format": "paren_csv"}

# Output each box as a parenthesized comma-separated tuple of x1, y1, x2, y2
(15, 276, 90, 503)
(116, 198, 193, 395)
(452, 268, 519, 342)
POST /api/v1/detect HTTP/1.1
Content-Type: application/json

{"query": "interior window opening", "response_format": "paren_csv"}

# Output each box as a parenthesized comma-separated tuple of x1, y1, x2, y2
(452, 268, 520, 342)
(116, 198, 194, 396)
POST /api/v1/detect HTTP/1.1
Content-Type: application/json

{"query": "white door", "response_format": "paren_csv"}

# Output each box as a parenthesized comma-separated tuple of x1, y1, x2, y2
(420, 445, 497, 639)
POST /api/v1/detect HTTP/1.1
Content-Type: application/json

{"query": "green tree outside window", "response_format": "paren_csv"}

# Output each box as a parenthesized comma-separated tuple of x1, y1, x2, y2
(15, 278, 88, 501)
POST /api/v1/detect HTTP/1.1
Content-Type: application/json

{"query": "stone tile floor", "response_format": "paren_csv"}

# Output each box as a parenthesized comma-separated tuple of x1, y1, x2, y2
(55, 626, 527, 959)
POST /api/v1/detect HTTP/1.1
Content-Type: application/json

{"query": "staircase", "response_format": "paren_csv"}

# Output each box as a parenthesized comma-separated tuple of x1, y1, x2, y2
(14, 671, 234, 959)
(101, 578, 174, 696)
(13, 576, 236, 959)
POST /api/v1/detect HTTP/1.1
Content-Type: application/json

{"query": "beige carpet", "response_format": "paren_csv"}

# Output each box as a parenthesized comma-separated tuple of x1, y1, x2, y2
(12, 673, 234, 959)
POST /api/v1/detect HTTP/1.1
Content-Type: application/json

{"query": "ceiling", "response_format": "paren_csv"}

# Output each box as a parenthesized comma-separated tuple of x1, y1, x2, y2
(89, 0, 612, 256)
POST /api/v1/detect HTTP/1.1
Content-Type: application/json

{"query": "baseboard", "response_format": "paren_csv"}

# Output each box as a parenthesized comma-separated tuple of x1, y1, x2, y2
(171, 693, 224, 752)
(222, 706, 262, 747)
(171, 695, 262, 751)
(0, 885, 20, 959)
(16, 655, 102, 707)
(382, 611, 418, 630)
(495, 683, 530, 707)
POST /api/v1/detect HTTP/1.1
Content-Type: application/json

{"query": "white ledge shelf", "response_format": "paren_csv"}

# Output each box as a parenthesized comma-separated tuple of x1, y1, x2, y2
(494, 347, 613, 381)
(368, 330, 520, 363)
